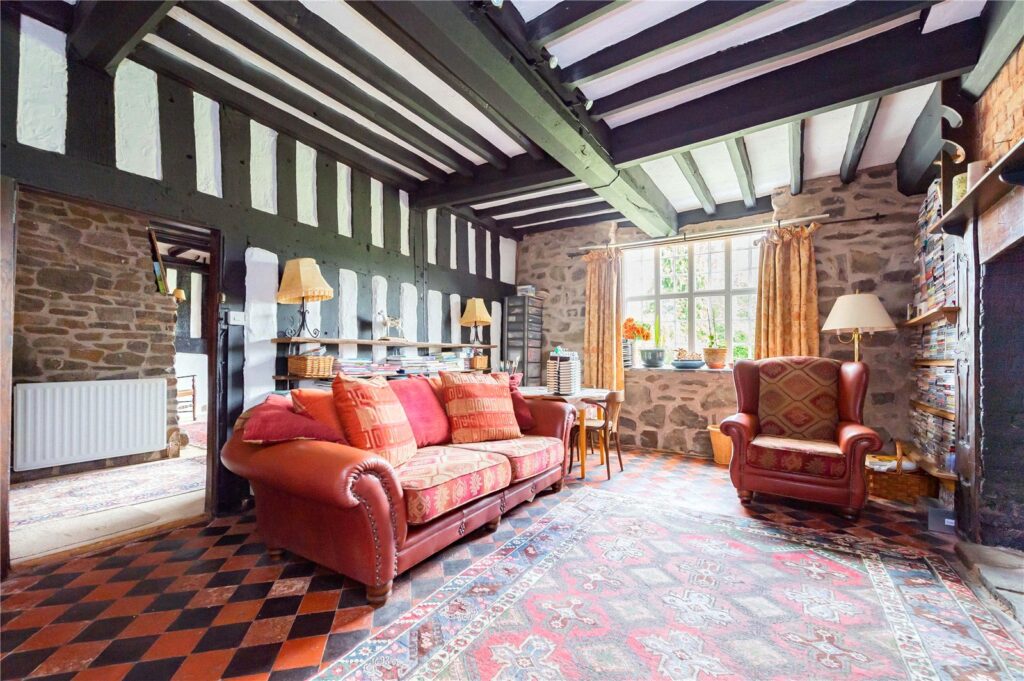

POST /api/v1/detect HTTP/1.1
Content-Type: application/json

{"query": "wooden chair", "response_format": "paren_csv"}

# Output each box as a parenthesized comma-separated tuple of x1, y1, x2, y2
(569, 390, 625, 480)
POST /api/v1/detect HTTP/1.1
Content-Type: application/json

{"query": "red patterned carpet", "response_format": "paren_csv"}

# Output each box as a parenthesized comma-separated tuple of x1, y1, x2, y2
(1, 452, 1015, 681)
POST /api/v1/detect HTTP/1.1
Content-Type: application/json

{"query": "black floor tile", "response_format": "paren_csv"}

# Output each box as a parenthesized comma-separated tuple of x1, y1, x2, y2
(167, 606, 222, 632)
(192, 623, 251, 653)
(222, 643, 282, 678)
(72, 616, 135, 643)
(90, 636, 159, 667)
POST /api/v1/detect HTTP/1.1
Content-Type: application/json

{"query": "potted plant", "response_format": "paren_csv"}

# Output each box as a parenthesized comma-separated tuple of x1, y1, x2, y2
(622, 317, 651, 368)
(702, 308, 728, 369)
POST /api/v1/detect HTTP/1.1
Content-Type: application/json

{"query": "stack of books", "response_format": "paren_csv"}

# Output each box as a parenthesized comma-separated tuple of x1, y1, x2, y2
(912, 180, 955, 315)
(909, 321, 956, 359)
(546, 353, 581, 395)
(386, 353, 465, 375)
(911, 409, 956, 470)
(916, 366, 956, 411)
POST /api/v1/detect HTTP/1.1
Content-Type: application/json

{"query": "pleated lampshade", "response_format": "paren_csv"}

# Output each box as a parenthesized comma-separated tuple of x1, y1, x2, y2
(276, 258, 334, 304)
(460, 298, 492, 326)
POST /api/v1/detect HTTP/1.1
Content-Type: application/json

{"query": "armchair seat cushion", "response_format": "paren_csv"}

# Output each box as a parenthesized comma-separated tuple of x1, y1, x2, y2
(747, 435, 845, 479)
(455, 436, 563, 482)
(397, 447, 511, 524)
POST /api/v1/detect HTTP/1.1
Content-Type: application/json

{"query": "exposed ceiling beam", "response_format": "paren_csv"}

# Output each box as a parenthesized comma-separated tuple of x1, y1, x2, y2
(678, 196, 773, 230)
(591, 1, 933, 120)
(562, 0, 779, 85)
(131, 42, 418, 191)
(474, 187, 599, 219)
(498, 201, 614, 230)
(249, 0, 509, 171)
(517, 211, 624, 235)
(840, 98, 881, 184)
(788, 119, 804, 195)
(672, 152, 716, 215)
(725, 137, 757, 208)
(959, 0, 1024, 100)
(896, 85, 942, 195)
(347, 0, 545, 160)
(70, 0, 176, 75)
(178, 3, 470, 178)
(612, 19, 983, 165)
(151, 22, 446, 183)
(526, 1, 623, 45)
(445, 205, 520, 241)
(371, 1, 675, 236)
(412, 155, 575, 209)
(5, 1, 74, 32)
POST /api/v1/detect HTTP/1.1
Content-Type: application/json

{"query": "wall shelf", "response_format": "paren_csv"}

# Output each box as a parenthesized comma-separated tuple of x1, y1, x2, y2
(271, 337, 495, 349)
(896, 439, 957, 481)
(900, 306, 959, 327)
(910, 399, 955, 422)
(932, 138, 1024, 237)
(914, 359, 956, 367)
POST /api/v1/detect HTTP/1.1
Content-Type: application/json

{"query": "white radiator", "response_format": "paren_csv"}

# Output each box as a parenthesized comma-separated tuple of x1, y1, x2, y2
(13, 378, 168, 471)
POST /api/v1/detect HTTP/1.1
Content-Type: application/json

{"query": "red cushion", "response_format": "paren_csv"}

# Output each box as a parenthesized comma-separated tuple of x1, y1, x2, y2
(507, 373, 536, 431)
(244, 394, 346, 445)
(290, 388, 347, 445)
(389, 377, 451, 448)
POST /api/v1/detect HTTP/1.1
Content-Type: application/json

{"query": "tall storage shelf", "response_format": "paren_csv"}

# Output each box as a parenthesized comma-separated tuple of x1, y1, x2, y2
(503, 295, 544, 386)
(902, 180, 958, 496)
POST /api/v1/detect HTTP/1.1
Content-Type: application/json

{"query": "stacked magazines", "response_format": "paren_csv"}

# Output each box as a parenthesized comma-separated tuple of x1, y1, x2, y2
(386, 352, 465, 374)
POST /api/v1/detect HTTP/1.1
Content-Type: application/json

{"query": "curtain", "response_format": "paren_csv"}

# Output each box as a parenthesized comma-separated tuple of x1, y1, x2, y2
(754, 223, 821, 358)
(582, 249, 624, 390)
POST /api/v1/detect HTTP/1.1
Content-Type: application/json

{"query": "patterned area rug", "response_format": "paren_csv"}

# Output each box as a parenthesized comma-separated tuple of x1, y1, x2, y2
(180, 420, 208, 448)
(319, 488, 1024, 680)
(9, 456, 206, 528)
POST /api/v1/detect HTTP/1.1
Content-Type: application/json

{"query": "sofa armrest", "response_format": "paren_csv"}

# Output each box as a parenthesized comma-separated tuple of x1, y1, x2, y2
(523, 400, 575, 441)
(720, 413, 759, 446)
(837, 421, 883, 467)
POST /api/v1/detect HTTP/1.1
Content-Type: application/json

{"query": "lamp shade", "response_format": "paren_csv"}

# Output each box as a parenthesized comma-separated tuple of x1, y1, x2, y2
(822, 293, 895, 333)
(460, 298, 492, 326)
(276, 258, 334, 304)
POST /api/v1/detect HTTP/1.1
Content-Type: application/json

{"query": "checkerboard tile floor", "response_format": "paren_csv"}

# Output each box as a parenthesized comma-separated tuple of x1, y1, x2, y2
(1, 451, 958, 680)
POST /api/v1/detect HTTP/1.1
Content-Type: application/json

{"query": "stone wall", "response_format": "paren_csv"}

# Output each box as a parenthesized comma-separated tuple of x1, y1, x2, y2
(517, 164, 921, 457)
(970, 42, 1023, 167)
(12, 189, 179, 481)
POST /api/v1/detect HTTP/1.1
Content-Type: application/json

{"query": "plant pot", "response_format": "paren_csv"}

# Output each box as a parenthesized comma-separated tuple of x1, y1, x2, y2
(707, 425, 732, 466)
(703, 347, 727, 369)
(640, 348, 665, 368)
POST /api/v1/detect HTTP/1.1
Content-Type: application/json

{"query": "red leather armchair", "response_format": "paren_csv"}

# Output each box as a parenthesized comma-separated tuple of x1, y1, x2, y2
(720, 357, 882, 519)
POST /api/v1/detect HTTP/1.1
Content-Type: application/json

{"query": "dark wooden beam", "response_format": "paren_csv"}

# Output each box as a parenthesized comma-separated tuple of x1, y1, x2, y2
(445, 205, 520, 241)
(474, 188, 598, 218)
(527, 1, 621, 44)
(498, 201, 613, 229)
(70, 0, 176, 74)
(248, 0, 508, 171)
(562, 1, 778, 85)
(725, 137, 757, 209)
(788, 119, 804, 195)
(959, 0, 1024, 100)
(6, 1, 74, 32)
(678, 196, 773, 230)
(366, 1, 676, 236)
(517, 210, 624, 235)
(413, 155, 574, 209)
(896, 85, 942, 194)
(612, 19, 983, 165)
(347, 0, 545, 160)
(131, 43, 418, 191)
(840, 98, 880, 184)
(672, 152, 716, 215)
(591, 1, 932, 120)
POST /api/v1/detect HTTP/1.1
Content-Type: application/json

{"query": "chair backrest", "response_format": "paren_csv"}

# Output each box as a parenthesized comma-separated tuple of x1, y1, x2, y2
(584, 390, 625, 433)
(755, 356, 841, 441)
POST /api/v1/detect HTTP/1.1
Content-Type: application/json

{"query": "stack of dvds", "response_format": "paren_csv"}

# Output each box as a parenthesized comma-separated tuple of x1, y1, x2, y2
(910, 409, 956, 470)
(911, 180, 957, 315)
(916, 366, 955, 411)
(546, 353, 581, 395)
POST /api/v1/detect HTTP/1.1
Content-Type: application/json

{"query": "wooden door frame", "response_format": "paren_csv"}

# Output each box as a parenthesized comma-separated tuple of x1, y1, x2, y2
(1, 177, 16, 579)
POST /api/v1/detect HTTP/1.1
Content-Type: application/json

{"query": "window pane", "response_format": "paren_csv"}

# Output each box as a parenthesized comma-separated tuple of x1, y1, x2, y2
(694, 240, 725, 291)
(695, 296, 726, 349)
(623, 248, 656, 297)
(624, 299, 656, 348)
(659, 244, 688, 294)
(659, 298, 690, 352)
(732, 293, 756, 360)
(732, 233, 761, 289)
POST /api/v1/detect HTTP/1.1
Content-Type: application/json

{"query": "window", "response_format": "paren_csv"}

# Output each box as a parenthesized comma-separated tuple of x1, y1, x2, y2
(623, 233, 760, 361)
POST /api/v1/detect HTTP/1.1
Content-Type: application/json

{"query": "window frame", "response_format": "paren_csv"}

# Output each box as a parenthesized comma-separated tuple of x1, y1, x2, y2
(624, 235, 760, 362)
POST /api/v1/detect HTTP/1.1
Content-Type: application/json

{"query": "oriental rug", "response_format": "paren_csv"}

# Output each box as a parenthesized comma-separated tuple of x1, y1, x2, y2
(318, 488, 1023, 680)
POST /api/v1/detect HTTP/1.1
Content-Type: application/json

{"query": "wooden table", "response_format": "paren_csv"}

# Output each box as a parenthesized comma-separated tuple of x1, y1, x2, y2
(519, 387, 610, 480)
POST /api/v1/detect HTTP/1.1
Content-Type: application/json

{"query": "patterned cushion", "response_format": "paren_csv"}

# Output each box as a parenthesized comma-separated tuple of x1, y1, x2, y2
(757, 356, 840, 440)
(747, 434, 846, 479)
(454, 436, 564, 482)
(331, 375, 417, 467)
(396, 447, 511, 524)
(439, 371, 522, 444)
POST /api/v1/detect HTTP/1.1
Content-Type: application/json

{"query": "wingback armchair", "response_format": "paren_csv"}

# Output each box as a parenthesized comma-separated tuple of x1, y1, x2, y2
(720, 356, 883, 519)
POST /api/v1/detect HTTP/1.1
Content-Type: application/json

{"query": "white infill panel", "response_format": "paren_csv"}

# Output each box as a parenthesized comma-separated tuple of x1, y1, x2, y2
(371, 275, 388, 362)
(370, 178, 384, 247)
(485, 233, 493, 279)
(450, 294, 462, 344)
(193, 93, 222, 197)
(427, 290, 443, 345)
(296, 141, 318, 226)
(399, 190, 411, 256)
(500, 237, 518, 285)
(426, 208, 438, 264)
(338, 268, 359, 359)
(115, 60, 162, 180)
(400, 283, 418, 357)
(467, 225, 477, 275)
(243, 247, 278, 409)
(449, 215, 458, 270)
(250, 121, 278, 214)
(17, 16, 67, 154)
(337, 162, 352, 237)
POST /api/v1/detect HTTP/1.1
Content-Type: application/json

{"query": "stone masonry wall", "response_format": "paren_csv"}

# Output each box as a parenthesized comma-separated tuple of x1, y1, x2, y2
(12, 189, 179, 481)
(971, 42, 1023, 167)
(517, 164, 921, 457)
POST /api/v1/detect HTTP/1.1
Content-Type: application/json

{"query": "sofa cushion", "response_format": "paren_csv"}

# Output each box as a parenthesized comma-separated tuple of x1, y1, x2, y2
(507, 373, 536, 431)
(290, 388, 347, 444)
(332, 375, 417, 467)
(244, 394, 346, 445)
(757, 356, 840, 441)
(390, 377, 451, 447)
(439, 371, 522, 444)
(455, 436, 563, 482)
(747, 434, 845, 479)
(397, 447, 511, 524)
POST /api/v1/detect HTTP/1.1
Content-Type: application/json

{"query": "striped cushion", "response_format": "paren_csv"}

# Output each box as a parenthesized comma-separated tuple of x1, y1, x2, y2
(397, 447, 511, 524)
(440, 371, 522, 444)
(331, 375, 417, 467)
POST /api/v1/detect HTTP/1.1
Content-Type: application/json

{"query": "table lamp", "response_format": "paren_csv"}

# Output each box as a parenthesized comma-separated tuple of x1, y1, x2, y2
(821, 293, 895, 362)
(277, 258, 334, 338)
(461, 298, 492, 370)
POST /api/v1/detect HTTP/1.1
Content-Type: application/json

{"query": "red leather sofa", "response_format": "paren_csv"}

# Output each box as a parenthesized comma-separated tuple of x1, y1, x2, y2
(221, 396, 573, 606)
(720, 357, 883, 519)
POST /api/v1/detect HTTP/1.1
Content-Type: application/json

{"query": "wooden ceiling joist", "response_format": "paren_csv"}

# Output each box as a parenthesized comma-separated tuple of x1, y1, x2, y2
(959, 0, 1024, 100)
(526, 1, 623, 45)
(413, 155, 575, 210)
(5, 0, 74, 32)
(591, 0, 932, 120)
(839, 98, 881, 184)
(896, 85, 943, 195)
(131, 42, 418, 191)
(673, 152, 716, 215)
(474, 188, 599, 219)
(612, 19, 983, 165)
(497, 201, 614, 230)
(249, 0, 509, 171)
(677, 196, 773, 230)
(69, 0, 176, 75)
(788, 119, 804, 195)
(561, 0, 779, 86)
(516, 211, 624, 235)
(725, 137, 757, 209)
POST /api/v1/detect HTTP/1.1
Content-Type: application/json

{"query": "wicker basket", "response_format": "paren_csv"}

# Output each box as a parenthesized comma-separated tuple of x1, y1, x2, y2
(287, 354, 335, 379)
(865, 443, 937, 504)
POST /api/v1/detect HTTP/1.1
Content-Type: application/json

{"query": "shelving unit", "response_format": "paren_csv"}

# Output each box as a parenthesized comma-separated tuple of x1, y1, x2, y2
(504, 295, 544, 386)
(910, 399, 955, 422)
(933, 138, 1024, 237)
(914, 359, 955, 368)
(896, 440, 957, 482)
(900, 306, 960, 328)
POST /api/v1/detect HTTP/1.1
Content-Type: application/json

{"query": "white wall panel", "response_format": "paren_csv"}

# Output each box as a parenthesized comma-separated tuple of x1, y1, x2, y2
(449, 215, 458, 270)
(745, 123, 791, 197)
(400, 283, 418, 357)
(115, 61, 162, 180)
(642, 156, 701, 212)
(485, 233, 493, 279)
(426, 208, 438, 264)
(370, 178, 384, 247)
(243, 247, 278, 410)
(295, 141, 318, 226)
(337, 162, 352, 237)
(467, 225, 477, 275)
(805, 106, 857, 180)
(250, 121, 278, 214)
(371, 275, 388, 362)
(450, 294, 462, 344)
(193, 93, 222, 197)
(859, 84, 935, 171)
(691, 142, 742, 204)
(500, 237, 518, 285)
(17, 16, 67, 154)
(338, 268, 359, 359)
(399, 190, 411, 256)
(427, 289, 443, 345)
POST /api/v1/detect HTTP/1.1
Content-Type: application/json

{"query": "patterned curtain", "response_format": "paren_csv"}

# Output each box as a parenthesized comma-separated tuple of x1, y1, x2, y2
(754, 223, 821, 358)
(582, 249, 624, 390)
